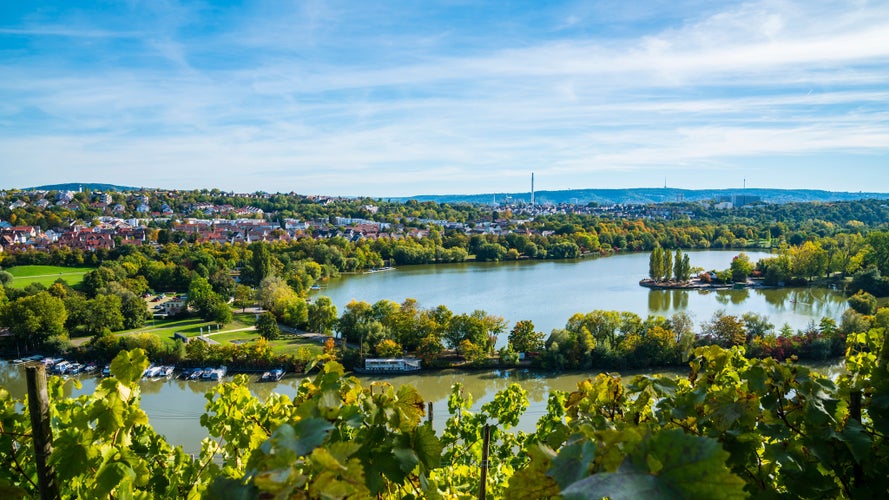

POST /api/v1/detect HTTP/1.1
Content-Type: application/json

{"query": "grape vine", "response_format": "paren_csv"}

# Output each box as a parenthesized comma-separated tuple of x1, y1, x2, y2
(1, 316, 887, 498)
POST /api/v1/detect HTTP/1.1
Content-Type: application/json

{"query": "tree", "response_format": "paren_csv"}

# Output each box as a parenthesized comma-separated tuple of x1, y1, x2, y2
(188, 277, 215, 315)
(730, 253, 753, 282)
(702, 310, 746, 347)
(249, 241, 274, 285)
(417, 334, 444, 364)
(649, 247, 664, 281)
(864, 231, 889, 275)
(662, 248, 672, 281)
(741, 312, 774, 343)
(84, 293, 125, 336)
(508, 320, 544, 354)
(119, 291, 150, 329)
(206, 294, 233, 324)
(233, 284, 254, 312)
(307, 296, 338, 334)
(256, 311, 280, 340)
(0, 270, 13, 286)
(673, 249, 691, 282)
(375, 339, 402, 358)
(848, 290, 877, 315)
(4, 291, 68, 351)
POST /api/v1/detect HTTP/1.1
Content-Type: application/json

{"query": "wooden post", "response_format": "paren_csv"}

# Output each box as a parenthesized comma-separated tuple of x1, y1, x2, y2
(26, 364, 59, 500)
(479, 424, 491, 500)
(427, 401, 433, 426)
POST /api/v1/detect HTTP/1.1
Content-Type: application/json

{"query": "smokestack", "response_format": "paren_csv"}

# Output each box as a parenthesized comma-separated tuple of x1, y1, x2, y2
(531, 172, 535, 206)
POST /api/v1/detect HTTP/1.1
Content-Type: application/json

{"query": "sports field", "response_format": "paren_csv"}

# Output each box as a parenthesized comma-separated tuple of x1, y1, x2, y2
(4, 265, 94, 289)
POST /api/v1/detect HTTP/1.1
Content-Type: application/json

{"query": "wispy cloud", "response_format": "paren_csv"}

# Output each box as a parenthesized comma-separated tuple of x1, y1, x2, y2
(1, 0, 887, 195)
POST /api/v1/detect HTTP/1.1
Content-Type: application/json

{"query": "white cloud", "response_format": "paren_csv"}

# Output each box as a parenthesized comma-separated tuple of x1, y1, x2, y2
(0, 0, 887, 194)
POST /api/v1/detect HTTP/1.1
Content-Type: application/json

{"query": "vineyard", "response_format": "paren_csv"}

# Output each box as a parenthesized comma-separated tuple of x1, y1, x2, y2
(2, 317, 887, 498)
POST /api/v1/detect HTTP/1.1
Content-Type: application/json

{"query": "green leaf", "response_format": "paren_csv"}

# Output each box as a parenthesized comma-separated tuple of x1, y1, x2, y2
(411, 424, 442, 471)
(505, 443, 560, 500)
(392, 447, 420, 473)
(110, 349, 149, 386)
(281, 418, 334, 456)
(394, 384, 426, 430)
(548, 434, 596, 489)
(94, 461, 136, 498)
(563, 430, 746, 500)
(0, 478, 29, 499)
(837, 419, 872, 464)
(204, 477, 259, 500)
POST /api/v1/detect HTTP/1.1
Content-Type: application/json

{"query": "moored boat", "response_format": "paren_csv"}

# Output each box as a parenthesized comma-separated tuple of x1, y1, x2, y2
(353, 358, 421, 374)
(260, 368, 285, 382)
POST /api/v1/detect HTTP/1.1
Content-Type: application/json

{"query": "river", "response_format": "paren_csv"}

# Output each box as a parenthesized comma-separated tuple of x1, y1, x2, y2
(1, 250, 852, 454)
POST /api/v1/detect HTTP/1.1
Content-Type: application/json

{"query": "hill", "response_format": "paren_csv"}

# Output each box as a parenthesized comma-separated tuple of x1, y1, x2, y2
(398, 188, 889, 205)
(23, 183, 145, 192)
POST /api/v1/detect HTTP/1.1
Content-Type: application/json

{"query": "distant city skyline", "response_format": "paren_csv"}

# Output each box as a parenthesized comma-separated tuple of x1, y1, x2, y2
(2, 1, 888, 196)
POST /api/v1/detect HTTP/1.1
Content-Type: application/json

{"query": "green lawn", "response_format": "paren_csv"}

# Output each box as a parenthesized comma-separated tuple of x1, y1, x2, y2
(5, 265, 93, 289)
(104, 307, 322, 359)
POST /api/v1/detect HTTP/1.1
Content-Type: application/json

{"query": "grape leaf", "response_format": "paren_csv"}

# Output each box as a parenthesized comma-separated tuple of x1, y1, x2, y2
(562, 430, 745, 500)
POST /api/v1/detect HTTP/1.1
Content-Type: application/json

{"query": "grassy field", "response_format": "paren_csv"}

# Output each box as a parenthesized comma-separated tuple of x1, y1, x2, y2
(116, 310, 320, 357)
(5, 264, 94, 289)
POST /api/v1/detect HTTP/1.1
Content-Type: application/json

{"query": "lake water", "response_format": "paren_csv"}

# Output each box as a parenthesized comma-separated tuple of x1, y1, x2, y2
(1, 250, 851, 454)
(318, 250, 848, 339)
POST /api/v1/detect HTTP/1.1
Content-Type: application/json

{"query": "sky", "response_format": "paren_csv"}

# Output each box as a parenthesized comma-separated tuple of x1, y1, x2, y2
(1, 0, 888, 197)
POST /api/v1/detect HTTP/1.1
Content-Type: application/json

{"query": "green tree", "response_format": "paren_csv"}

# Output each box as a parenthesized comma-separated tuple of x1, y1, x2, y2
(508, 320, 544, 354)
(649, 247, 664, 281)
(730, 252, 753, 282)
(307, 296, 338, 334)
(848, 290, 878, 315)
(256, 311, 280, 340)
(206, 294, 233, 324)
(673, 249, 691, 281)
(375, 338, 402, 357)
(702, 310, 746, 347)
(188, 276, 215, 314)
(249, 241, 274, 285)
(662, 247, 673, 281)
(864, 230, 889, 275)
(4, 291, 68, 351)
(84, 293, 124, 336)
(233, 284, 254, 312)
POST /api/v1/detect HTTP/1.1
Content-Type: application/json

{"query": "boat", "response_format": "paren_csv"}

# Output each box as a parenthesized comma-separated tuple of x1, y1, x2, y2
(66, 363, 84, 375)
(13, 355, 44, 364)
(102, 365, 111, 377)
(260, 369, 285, 382)
(143, 365, 159, 378)
(201, 366, 227, 381)
(156, 366, 174, 378)
(353, 358, 421, 374)
(52, 361, 71, 374)
(186, 368, 204, 380)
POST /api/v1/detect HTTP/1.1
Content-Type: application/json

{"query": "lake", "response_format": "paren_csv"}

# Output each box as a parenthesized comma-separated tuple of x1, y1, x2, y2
(317, 250, 848, 341)
(1, 250, 851, 454)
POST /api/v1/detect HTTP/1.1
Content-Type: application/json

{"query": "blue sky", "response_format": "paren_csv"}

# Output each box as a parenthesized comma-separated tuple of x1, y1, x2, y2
(1, 0, 887, 196)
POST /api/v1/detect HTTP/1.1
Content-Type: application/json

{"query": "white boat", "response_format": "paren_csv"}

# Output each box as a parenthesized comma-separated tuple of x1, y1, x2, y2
(354, 358, 421, 374)
(143, 365, 158, 378)
(67, 363, 84, 375)
(201, 366, 227, 381)
(13, 355, 44, 364)
(260, 369, 285, 382)
(52, 361, 71, 374)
